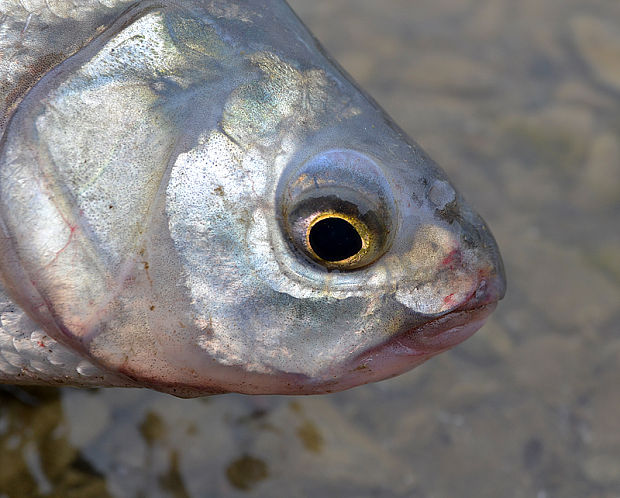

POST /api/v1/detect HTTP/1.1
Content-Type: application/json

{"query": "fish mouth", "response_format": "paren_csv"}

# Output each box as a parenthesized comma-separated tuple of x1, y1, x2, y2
(301, 265, 506, 394)
(304, 302, 497, 394)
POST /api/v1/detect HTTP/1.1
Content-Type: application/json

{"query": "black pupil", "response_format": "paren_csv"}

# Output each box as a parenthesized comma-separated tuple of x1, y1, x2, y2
(309, 217, 362, 262)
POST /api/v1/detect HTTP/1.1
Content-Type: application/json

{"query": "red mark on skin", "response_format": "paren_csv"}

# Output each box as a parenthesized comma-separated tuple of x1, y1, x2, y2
(38, 340, 45, 347)
(43, 224, 77, 269)
(56, 223, 77, 254)
(39, 191, 81, 269)
(443, 293, 455, 306)
(441, 249, 461, 269)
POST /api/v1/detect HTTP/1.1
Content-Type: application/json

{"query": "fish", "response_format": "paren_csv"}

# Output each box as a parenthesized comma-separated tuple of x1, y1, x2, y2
(0, 0, 505, 397)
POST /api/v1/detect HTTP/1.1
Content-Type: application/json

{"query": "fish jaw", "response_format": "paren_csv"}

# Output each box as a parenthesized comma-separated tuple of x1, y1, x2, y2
(237, 267, 505, 395)
(310, 304, 499, 395)
(110, 305, 500, 397)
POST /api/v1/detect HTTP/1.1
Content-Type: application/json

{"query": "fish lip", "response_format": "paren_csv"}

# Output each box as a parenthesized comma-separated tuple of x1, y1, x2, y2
(366, 301, 496, 361)
(359, 268, 505, 363)
(395, 301, 497, 354)
(305, 302, 498, 394)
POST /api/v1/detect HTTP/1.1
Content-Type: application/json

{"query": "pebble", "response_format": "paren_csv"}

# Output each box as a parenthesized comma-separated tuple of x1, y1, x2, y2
(577, 132, 620, 209)
(584, 453, 620, 486)
(403, 52, 497, 95)
(585, 243, 620, 285)
(509, 237, 620, 333)
(554, 80, 617, 109)
(62, 392, 110, 447)
(570, 15, 620, 92)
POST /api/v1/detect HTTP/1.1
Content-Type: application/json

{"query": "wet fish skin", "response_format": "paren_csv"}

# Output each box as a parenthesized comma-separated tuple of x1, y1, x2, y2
(0, 1, 505, 396)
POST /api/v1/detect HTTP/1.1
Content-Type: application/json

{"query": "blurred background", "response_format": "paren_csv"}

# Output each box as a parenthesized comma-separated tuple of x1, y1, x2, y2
(2, 0, 620, 496)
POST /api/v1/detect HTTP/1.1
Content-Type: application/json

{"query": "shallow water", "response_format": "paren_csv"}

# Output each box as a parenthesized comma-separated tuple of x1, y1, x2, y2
(2, 0, 620, 496)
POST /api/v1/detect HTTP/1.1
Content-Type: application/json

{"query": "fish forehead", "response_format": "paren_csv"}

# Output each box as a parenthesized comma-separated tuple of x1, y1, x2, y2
(0, 1, 504, 395)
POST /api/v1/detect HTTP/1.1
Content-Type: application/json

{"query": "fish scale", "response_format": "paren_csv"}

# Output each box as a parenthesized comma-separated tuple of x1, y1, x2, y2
(0, 282, 133, 386)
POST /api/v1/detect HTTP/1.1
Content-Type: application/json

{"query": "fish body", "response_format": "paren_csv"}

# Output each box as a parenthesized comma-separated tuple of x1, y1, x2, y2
(0, 1, 505, 396)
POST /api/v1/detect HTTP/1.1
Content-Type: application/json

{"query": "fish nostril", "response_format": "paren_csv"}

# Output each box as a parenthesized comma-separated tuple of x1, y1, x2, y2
(309, 216, 363, 262)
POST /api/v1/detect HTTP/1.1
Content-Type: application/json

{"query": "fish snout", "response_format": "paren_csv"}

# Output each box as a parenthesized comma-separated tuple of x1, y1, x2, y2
(458, 263, 506, 312)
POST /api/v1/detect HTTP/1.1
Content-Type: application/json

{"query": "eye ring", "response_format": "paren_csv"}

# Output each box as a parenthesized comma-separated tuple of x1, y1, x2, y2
(277, 149, 397, 272)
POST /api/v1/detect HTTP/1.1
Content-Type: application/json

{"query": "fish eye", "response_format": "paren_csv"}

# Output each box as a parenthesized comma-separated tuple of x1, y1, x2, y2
(278, 150, 396, 271)
(308, 214, 363, 262)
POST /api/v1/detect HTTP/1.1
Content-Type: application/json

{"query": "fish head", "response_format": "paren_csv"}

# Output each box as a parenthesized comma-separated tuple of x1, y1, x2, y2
(0, 2, 505, 395)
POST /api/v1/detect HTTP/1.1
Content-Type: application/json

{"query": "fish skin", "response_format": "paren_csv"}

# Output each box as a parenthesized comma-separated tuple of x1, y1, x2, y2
(0, 1, 505, 397)
(0, 281, 136, 387)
